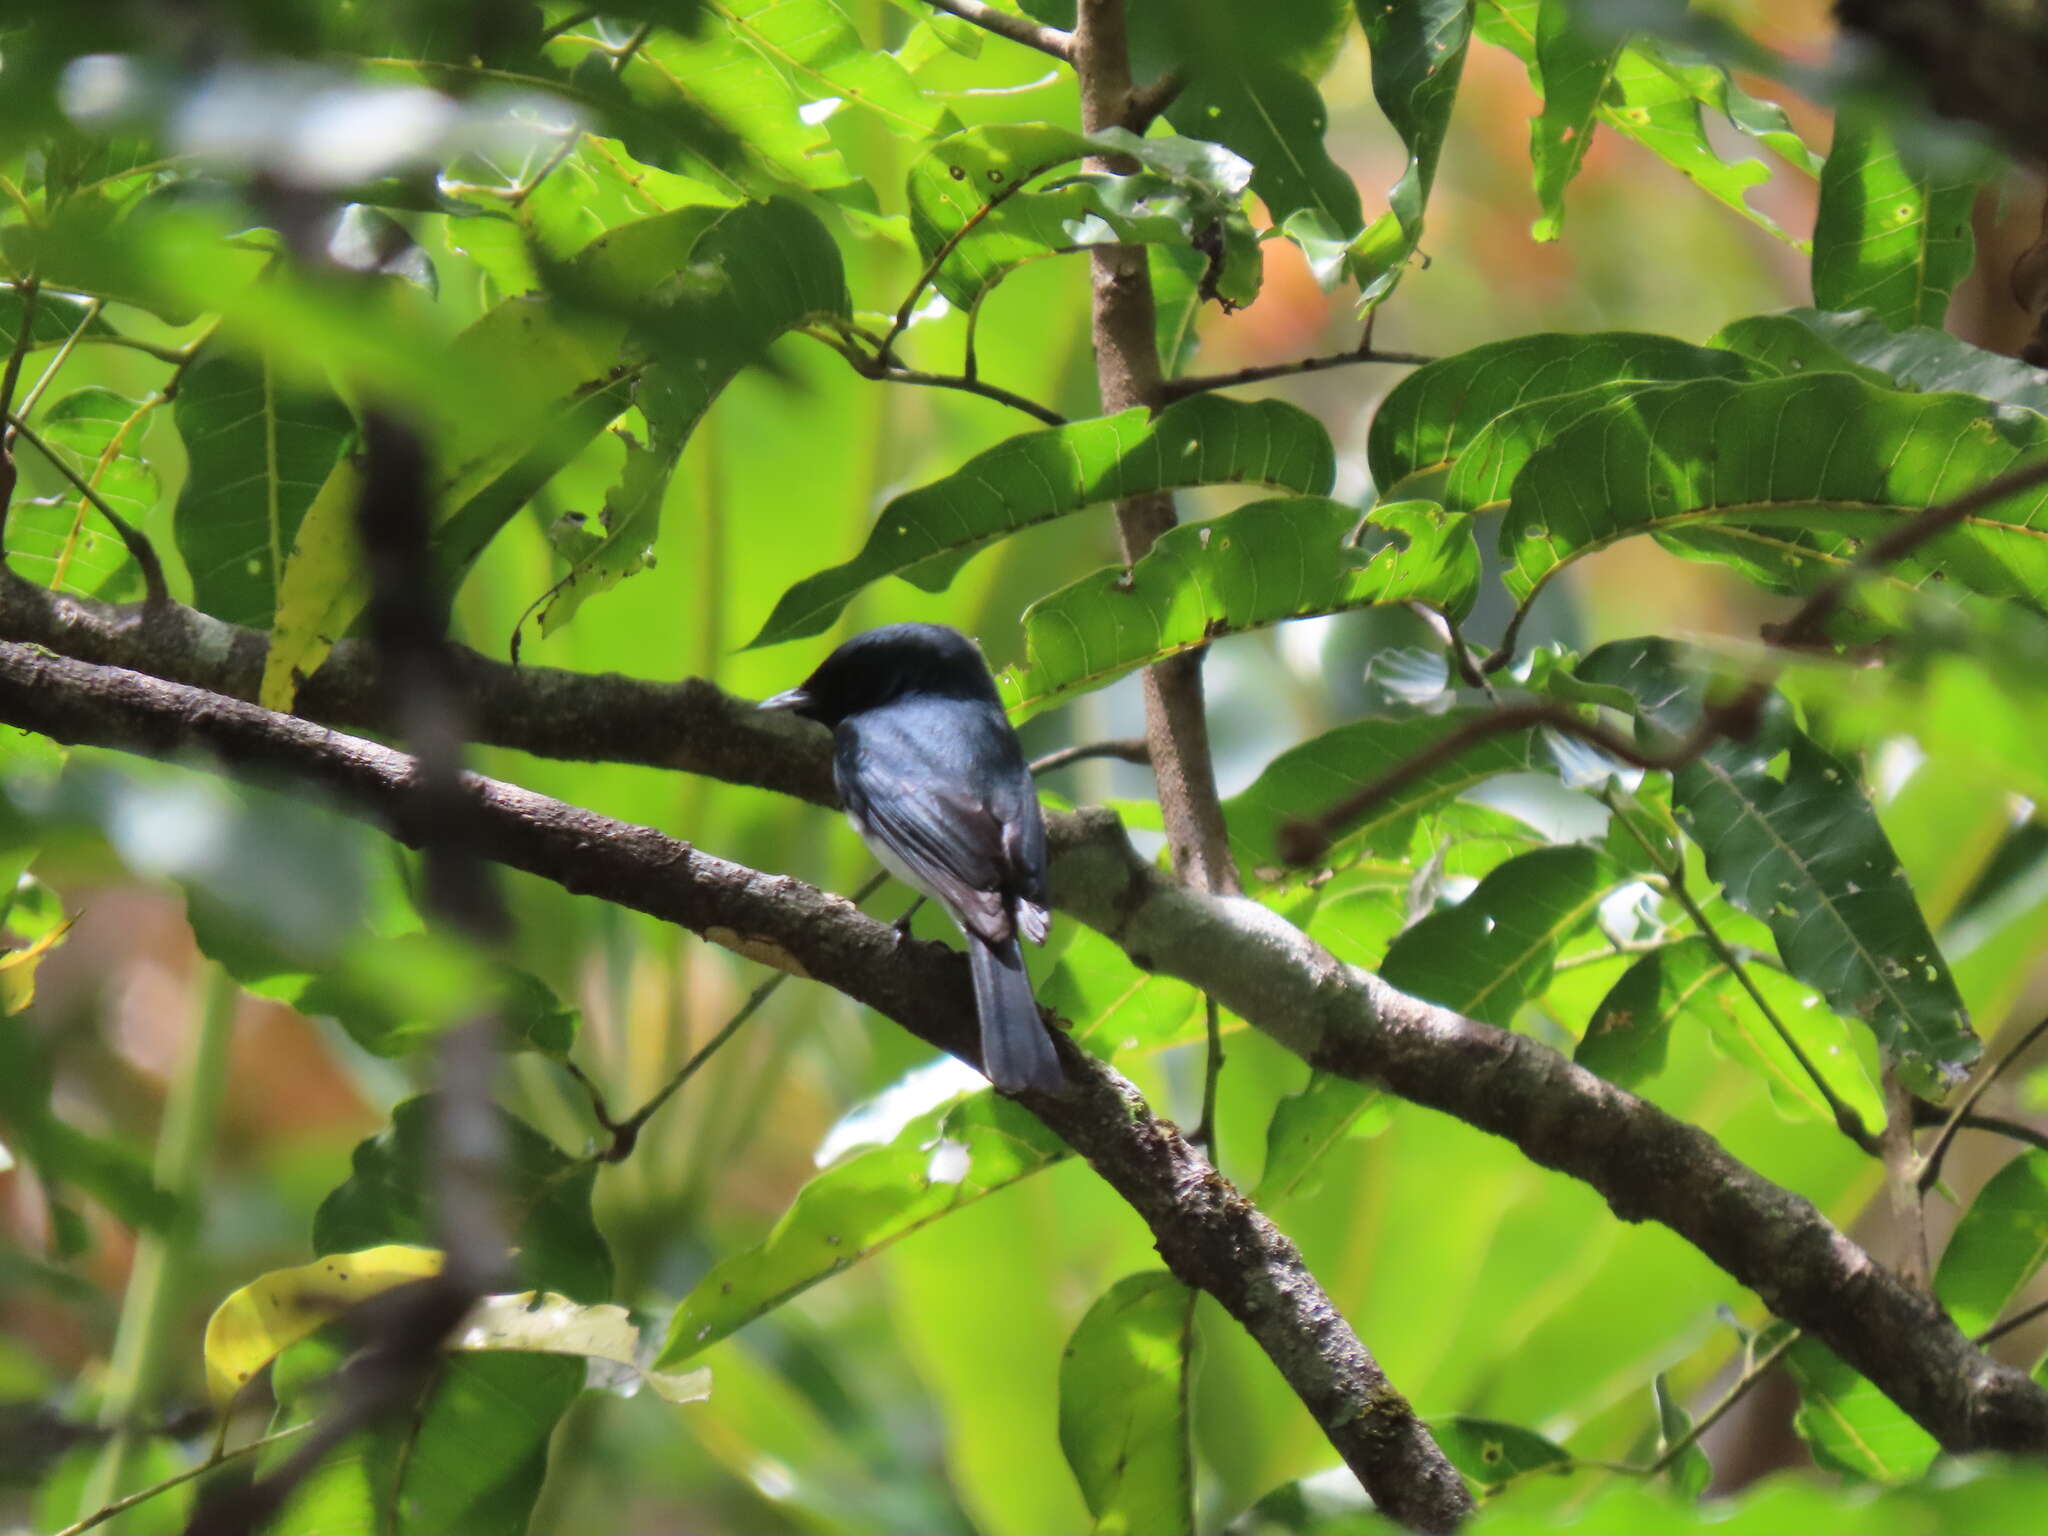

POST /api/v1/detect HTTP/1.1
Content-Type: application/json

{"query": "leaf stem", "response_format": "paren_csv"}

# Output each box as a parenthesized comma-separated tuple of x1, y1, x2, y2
(52, 1423, 311, 1536)
(15, 297, 105, 421)
(1919, 1012, 2048, 1193)
(1157, 343, 1435, 401)
(1641, 1328, 1799, 1478)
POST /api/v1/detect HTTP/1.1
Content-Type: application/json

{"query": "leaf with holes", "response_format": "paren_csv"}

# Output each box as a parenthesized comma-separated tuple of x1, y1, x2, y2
(1714, 307, 2048, 416)
(1058, 1271, 1196, 1536)
(997, 498, 1478, 722)
(1499, 373, 2048, 619)
(1813, 106, 1985, 331)
(749, 395, 1333, 649)
(173, 351, 354, 628)
(1380, 844, 1615, 1026)
(1580, 638, 1978, 1096)
(1365, 330, 1755, 495)
(1434, 1415, 1571, 1490)
(1224, 709, 1543, 881)
(905, 123, 1260, 314)
(657, 1088, 1065, 1368)
(1352, 0, 1476, 301)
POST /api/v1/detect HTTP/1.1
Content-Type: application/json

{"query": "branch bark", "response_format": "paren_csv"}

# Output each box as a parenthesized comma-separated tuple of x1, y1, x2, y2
(1073, 0, 1238, 897)
(12, 579, 2048, 1459)
(0, 642, 1471, 1533)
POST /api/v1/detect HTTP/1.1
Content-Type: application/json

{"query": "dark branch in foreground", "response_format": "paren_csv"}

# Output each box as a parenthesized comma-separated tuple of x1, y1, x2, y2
(0, 643, 1467, 1533)
(9, 581, 2048, 1463)
(1157, 344, 1436, 402)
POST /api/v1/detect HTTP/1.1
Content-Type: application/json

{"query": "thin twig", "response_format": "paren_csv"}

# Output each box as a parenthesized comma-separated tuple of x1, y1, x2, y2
(853, 360, 1068, 425)
(5, 410, 169, 606)
(1920, 1014, 2048, 1193)
(1642, 1328, 1799, 1478)
(15, 297, 104, 421)
(0, 276, 38, 530)
(1158, 344, 1435, 402)
(1190, 994, 1224, 1155)
(1277, 699, 1756, 867)
(1029, 738, 1150, 774)
(1978, 1294, 2048, 1349)
(920, 0, 1074, 59)
(54, 1424, 312, 1536)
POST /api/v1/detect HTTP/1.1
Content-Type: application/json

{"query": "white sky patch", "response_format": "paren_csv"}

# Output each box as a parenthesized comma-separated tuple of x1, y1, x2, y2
(798, 96, 842, 125)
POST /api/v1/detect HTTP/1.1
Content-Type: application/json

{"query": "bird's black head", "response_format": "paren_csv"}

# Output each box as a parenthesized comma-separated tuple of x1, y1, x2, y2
(761, 622, 1002, 727)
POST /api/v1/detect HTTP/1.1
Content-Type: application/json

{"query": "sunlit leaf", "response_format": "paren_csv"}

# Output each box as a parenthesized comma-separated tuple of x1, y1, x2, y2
(1654, 1372, 1712, 1501)
(708, 0, 955, 140)
(998, 498, 1479, 721)
(1499, 373, 2048, 617)
(1223, 709, 1543, 881)
(749, 395, 1334, 649)
(1058, 1270, 1196, 1536)
(1037, 925, 1203, 1054)
(1812, 105, 1984, 331)
(1432, 1414, 1571, 1490)
(1366, 330, 1754, 495)
(456, 1290, 711, 1403)
(657, 1089, 1066, 1368)
(1935, 1149, 2048, 1343)
(1351, 0, 1475, 301)
(1255, 1071, 1388, 1205)
(1381, 845, 1615, 1026)
(0, 913, 75, 1016)
(1527, 0, 1623, 241)
(203, 1243, 446, 1404)
(1714, 307, 2048, 415)
(1786, 1337, 1939, 1482)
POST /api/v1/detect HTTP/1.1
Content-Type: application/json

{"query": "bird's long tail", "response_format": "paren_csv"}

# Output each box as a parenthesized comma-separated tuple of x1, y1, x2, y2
(968, 934, 1064, 1094)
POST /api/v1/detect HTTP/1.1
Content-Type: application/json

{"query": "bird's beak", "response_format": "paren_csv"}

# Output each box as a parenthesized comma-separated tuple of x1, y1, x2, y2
(759, 687, 812, 714)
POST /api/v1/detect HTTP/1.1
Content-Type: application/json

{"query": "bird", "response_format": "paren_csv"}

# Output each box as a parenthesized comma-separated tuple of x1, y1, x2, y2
(761, 622, 1065, 1094)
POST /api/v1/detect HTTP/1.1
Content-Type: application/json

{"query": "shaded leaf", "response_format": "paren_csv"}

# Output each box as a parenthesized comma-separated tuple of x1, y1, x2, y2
(750, 395, 1334, 649)
(1433, 1414, 1571, 1490)
(1580, 639, 1978, 1096)
(7, 387, 159, 601)
(1366, 330, 1754, 495)
(315, 1095, 611, 1302)
(1352, 0, 1477, 301)
(1224, 709, 1543, 880)
(1255, 1072, 1388, 1204)
(708, 0, 954, 141)
(1380, 845, 1615, 1026)
(173, 350, 354, 628)
(998, 498, 1480, 722)
(657, 1089, 1065, 1368)
(1813, 105, 1984, 331)
(1786, 1337, 1938, 1482)
(1574, 942, 1674, 1089)
(1058, 1271, 1196, 1536)
(0, 288, 113, 352)
(1654, 1372, 1712, 1501)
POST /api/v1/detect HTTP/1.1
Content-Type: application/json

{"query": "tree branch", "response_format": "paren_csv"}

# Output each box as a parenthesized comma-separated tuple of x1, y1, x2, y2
(1073, 0, 1238, 898)
(1157, 344, 1436, 402)
(15, 581, 2048, 1460)
(0, 643, 1469, 1534)
(920, 0, 1074, 60)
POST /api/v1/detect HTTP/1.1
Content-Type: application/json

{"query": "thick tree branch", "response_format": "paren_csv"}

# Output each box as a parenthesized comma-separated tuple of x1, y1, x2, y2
(1073, 0, 1237, 897)
(0, 643, 1469, 1534)
(14, 582, 2048, 1460)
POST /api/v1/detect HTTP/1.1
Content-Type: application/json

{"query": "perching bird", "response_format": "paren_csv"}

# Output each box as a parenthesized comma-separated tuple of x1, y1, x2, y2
(762, 623, 1065, 1094)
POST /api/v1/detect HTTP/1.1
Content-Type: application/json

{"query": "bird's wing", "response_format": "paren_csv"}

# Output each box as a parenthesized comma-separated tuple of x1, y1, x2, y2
(839, 755, 1015, 944)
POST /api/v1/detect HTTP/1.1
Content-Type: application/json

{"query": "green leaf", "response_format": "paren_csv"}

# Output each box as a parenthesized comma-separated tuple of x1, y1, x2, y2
(997, 498, 1479, 722)
(293, 937, 578, 1059)
(548, 18, 852, 196)
(1365, 331, 1754, 495)
(1433, 1414, 1571, 1490)
(708, 0, 955, 140)
(539, 198, 851, 634)
(1786, 1337, 1939, 1482)
(748, 395, 1334, 649)
(1528, 0, 1624, 241)
(1580, 639, 1978, 1096)
(1653, 1372, 1712, 1501)
(1058, 1270, 1196, 1536)
(1935, 1149, 2048, 1342)
(1574, 943, 1675, 1089)
(905, 123, 1261, 314)
(1223, 709, 1543, 880)
(1440, 378, 1690, 514)
(1380, 845, 1615, 1026)
(6, 387, 157, 601)
(1812, 105, 1984, 331)
(314, 1095, 611, 1302)
(1254, 1072, 1387, 1205)
(657, 1088, 1066, 1368)
(1714, 307, 2048, 415)
(1167, 62, 1363, 286)
(0, 288, 113, 352)
(1497, 373, 2048, 617)
(172, 351, 355, 628)
(1352, 0, 1477, 302)
(1037, 925, 1203, 1054)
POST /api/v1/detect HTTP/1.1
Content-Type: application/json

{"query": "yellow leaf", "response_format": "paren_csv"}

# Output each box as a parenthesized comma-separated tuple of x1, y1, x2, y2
(203, 1244, 444, 1404)
(0, 915, 77, 1015)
